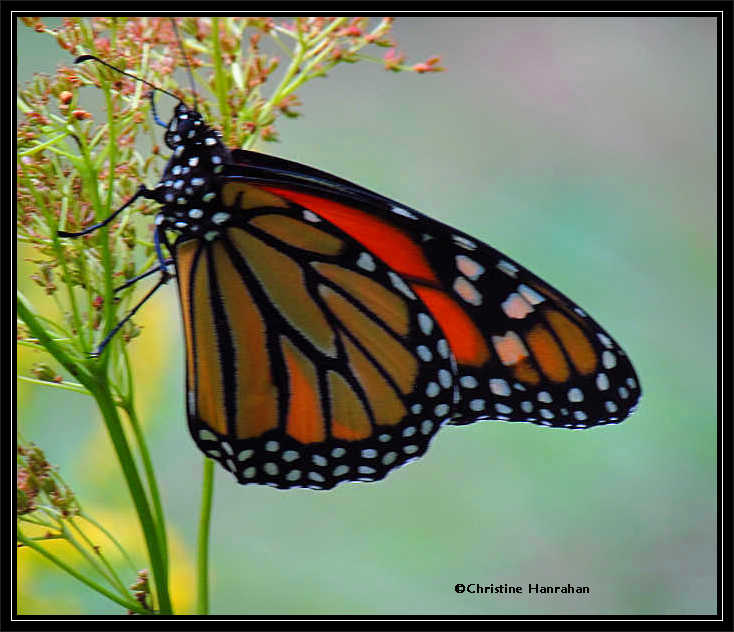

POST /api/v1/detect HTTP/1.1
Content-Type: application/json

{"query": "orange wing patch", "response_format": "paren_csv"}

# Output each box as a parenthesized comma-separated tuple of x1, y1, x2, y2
(544, 310, 598, 375)
(250, 214, 344, 255)
(341, 335, 406, 426)
(281, 336, 326, 443)
(190, 247, 227, 435)
(221, 182, 289, 210)
(211, 240, 279, 440)
(328, 371, 372, 440)
(175, 240, 199, 395)
(525, 323, 570, 382)
(318, 285, 418, 394)
(227, 228, 337, 357)
(312, 262, 411, 337)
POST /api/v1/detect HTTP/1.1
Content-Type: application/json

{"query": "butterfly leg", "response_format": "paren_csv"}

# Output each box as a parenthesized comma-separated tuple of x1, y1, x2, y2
(57, 184, 158, 238)
(90, 270, 171, 357)
(113, 258, 174, 294)
(57, 187, 172, 357)
(90, 229, 173, 357)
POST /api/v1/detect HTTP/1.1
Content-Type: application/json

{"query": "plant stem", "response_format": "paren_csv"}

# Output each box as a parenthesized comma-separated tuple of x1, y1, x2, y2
(123, 403, 169, 580)
(91, 382, 173, 614)
(197, 457, 214, 615)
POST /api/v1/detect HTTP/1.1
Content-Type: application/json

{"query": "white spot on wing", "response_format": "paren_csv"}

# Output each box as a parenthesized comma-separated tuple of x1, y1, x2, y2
(453, 277, 482, 306)
(567, 387, 584, 402)
(602, 350, 617, 369)
(453, 235, 477, 250)
(418, 313, 433, 335)
(489, 378, 511, 397)
(357, 252, 376, 272)
(388, 271, 416, 299)
(438, 369, 452, 388)
(417, 345, 433, 362)
(502, 292, 534, 318)
(437, 339, 450, 359)
(391, 205, 417, 219)
(434, 404, 450, 417)
(460, 376, 478, 388)
(497, 260, 519, 278)
(456, 255, 485, 281)
(518, 284, 545, 305)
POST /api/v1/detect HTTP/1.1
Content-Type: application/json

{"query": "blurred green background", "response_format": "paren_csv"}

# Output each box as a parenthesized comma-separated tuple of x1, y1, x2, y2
(17, 17, 717, 615)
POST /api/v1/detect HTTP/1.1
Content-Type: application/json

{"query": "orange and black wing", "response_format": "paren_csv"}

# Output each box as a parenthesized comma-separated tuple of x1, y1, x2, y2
(173, 183, 456, 489)
(174, 150, 641, 489)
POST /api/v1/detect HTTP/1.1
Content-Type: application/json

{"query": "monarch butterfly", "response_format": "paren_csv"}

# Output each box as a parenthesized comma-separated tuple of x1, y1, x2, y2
(60, 53, 641, 491)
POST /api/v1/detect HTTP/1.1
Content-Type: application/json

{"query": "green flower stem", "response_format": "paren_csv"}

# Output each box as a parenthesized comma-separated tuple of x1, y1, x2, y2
(92, 381, 172, 614)
(210, 18, 230, 139)
(18, 133, 71, 158)
(17, 529, 149, 614)
(121, 401, 169, 582)
(16, 375, 90, 396)
(196, 457, 214, 615)
(100, 88, 118, 354)
(17, 294, 92, 385)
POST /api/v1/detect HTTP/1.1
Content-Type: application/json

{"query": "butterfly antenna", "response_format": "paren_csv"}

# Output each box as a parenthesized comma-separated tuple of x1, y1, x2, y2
(171, 18, 198, 111)
(74, 55, 182, 103)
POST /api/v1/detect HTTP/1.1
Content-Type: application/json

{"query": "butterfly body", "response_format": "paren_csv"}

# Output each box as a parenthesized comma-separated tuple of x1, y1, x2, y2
(122, 101, 641, 490)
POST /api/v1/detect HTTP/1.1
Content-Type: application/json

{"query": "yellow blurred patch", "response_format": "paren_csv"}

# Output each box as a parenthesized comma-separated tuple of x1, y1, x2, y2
(18, 505, 196, 614)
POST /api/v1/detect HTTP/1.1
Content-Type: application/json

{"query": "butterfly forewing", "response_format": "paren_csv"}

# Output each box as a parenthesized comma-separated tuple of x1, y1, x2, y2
(245, 180, 642, 432)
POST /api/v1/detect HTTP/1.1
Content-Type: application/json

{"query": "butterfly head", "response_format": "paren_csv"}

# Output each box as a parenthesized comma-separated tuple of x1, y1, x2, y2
(164, 103, 216, 150)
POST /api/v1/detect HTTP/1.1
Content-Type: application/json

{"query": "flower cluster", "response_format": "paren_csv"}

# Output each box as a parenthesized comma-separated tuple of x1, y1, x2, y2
(17, 443, 78, 517)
